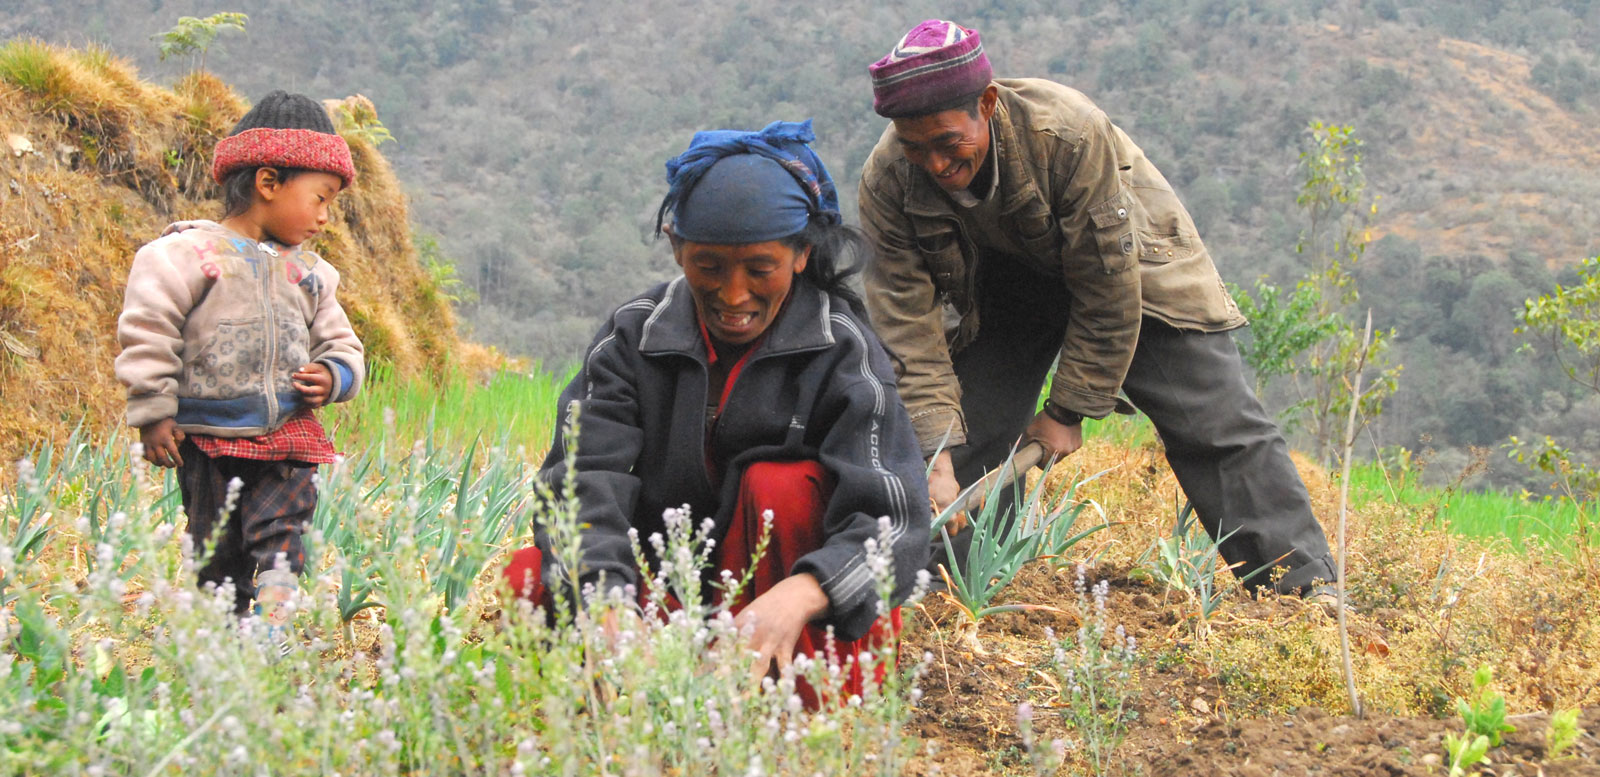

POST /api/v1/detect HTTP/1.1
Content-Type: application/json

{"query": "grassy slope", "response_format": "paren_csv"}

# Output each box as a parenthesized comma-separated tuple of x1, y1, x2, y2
(0, 41, 476, 460)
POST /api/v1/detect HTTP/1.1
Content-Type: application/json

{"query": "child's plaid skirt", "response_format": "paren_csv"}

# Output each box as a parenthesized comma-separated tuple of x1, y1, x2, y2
(177, 439, 318, 612)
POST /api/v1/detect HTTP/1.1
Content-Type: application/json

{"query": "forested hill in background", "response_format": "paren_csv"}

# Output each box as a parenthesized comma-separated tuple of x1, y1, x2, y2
(8, 0, 1600, 488)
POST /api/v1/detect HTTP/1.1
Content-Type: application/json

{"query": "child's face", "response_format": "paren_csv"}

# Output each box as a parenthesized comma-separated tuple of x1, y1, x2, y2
(261, 170, 344, 246)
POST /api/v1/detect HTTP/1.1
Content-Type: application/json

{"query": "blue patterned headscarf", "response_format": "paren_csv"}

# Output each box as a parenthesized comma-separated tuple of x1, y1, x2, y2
(656, 120, 842, 244)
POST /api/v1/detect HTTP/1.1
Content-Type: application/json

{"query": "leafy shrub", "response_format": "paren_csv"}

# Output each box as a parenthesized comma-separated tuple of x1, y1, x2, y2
(1456, 665, 1515, 747)
(151, 12, 248, 73)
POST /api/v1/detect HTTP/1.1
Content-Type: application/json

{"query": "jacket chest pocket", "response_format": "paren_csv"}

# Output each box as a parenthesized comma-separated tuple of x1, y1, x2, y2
(1087, 191, 1137, 275)
(912, 221, 971, 311)
(1013, 202, 1060, 259)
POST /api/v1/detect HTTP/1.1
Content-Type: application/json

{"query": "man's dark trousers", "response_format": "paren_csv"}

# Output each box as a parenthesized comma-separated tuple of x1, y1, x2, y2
(945, 254, 1337, 594)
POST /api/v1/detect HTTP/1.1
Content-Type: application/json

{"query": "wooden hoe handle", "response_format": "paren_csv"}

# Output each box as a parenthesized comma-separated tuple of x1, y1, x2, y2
(957, 440, 1049, 515)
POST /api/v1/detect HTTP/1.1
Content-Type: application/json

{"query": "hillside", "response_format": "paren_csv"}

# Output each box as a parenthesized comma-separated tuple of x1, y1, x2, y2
(0, 41, 472, 458)
(1254, 32, 1600, 265)
(1367, 36, 1600, 261)
(5, 0, 1600, 487)
(8, 2, 1597, 351)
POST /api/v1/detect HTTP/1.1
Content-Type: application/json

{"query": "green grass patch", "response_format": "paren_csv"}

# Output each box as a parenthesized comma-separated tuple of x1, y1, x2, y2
(0, 40, 59, 96)
(1346, 462, 1584, 553)
(1084, 413, 1157, 448)
(323, 361, 575, 456)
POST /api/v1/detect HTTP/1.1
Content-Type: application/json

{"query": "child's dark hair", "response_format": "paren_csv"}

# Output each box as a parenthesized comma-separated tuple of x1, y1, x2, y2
(220, 166, 309, 218)
(781, 218, 871, 321)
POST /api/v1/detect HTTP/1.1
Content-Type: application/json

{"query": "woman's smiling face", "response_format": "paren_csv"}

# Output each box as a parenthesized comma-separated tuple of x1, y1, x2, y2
(673, 237, 810, 346)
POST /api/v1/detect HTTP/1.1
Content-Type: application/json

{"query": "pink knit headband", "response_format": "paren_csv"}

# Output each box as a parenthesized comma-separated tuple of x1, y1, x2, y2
(212, 128, 356, 188)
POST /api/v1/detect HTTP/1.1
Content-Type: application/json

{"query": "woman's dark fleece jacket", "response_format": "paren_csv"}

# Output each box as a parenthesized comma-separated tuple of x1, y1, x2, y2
(536, 276, 931, 641)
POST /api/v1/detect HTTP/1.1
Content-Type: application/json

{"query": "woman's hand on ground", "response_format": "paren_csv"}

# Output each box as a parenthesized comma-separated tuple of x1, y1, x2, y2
(734, 573, 829, 686)
(292, 363, 334, 407)
(139, 418, 185, 468)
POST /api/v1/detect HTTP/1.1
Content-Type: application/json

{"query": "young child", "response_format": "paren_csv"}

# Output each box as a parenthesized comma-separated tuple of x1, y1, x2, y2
(115, 91, 365, 636)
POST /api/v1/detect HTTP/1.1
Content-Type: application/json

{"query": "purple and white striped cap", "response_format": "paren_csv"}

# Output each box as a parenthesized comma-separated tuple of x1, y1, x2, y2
(868, 20, 993, 118)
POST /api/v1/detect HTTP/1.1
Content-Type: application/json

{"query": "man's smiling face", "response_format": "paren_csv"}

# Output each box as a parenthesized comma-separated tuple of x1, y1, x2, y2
(891, 86, 998, 193)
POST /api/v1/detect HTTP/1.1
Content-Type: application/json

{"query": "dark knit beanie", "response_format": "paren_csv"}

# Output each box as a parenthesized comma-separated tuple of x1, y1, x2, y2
(212, 90, 356, 187)
(229, 90, 338, 135)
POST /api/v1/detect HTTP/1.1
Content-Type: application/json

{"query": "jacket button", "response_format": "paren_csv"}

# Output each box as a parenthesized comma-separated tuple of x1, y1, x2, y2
(1116, 208, 1128, 219)
(1121, 237, 1133, 254)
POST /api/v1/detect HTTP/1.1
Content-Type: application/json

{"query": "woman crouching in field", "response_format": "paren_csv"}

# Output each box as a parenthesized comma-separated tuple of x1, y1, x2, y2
(504, 121, 930, 700)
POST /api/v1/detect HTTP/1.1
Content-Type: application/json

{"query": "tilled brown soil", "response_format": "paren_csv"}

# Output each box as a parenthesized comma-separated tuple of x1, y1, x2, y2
(1127, 706, 1600, 776)
(900, 561, 1600, 776)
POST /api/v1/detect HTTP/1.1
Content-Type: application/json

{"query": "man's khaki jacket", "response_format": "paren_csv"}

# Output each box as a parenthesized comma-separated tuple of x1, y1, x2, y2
(859, 78, 1246, 455)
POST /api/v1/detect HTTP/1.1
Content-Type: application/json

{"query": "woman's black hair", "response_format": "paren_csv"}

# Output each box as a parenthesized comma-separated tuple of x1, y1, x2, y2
(220, 166, 309, 218)
(781, 219, 910, 373)
(780, 218, 871, 321)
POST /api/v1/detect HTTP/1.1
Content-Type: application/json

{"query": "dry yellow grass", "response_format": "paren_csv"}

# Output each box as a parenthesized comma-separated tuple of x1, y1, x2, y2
(902, 431, 1598, 773)
(0, 41, 467, 460)
(1025, 433, 1600, 720)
